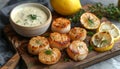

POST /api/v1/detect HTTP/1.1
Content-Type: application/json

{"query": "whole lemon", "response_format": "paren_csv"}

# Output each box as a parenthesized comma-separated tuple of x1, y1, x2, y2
(50, 0, 82, 16)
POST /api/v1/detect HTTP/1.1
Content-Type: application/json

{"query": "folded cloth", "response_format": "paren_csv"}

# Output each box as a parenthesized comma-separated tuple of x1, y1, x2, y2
(0, 0, 51, 68)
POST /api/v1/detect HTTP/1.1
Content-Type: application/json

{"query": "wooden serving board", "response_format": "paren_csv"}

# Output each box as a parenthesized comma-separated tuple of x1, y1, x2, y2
(3, 24, 120, 69)
(1, 53, 20, 69)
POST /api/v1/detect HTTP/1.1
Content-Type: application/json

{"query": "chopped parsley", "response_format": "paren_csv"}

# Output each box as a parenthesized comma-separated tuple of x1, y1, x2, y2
(64, 57, 70, 62)
(16, 20, 20, 23)
(69, 9, 85, 23)
(88, 45, 94, 52)
(45, 50, 52, 55)
(35, 40, 42, 45)
(87, 31, 95, 36)
(28, 14, 37, 20)
(88, 18, 94, 26)
(101, 40, 107, 44)
(44, 33, 50, 38)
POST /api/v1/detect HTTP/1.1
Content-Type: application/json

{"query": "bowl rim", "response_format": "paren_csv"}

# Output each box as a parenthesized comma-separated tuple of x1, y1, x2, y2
(10, 3, 52, 29)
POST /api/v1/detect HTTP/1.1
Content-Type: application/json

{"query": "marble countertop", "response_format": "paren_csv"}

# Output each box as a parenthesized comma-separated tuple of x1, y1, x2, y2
(0, 0, 120, 69)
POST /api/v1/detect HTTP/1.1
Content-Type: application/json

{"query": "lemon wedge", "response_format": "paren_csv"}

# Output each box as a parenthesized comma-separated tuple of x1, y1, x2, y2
(80, 12, 100, 30)
(98, 22, 120, 42)
(91, 32, 114, 52)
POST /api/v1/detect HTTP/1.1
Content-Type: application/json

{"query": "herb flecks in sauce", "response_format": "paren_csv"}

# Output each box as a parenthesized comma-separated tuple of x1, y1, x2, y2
(28, 14, 37, 20)
(16, 20, 20, 23)
(13, 7, 47, 27)
(45, 50, 52, 55)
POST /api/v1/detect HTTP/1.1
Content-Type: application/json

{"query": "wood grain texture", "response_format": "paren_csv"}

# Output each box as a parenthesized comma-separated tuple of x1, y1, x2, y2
(1, 53, 20, 69)
(3, 24, 120, 69)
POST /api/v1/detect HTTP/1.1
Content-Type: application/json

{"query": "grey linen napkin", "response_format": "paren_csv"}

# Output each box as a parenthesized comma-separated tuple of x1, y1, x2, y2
(0, 0, 51, 68)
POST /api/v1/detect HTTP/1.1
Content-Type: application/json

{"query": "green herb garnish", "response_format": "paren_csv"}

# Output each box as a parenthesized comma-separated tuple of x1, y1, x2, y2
(44, 33, 50, 38)
(87, 31, 95, 36)
(88, 45, 94, 52)
(88, 18, 94, 26)
(45, 50, 52, 55)
(16, 20, 20, 23)
(88, 3, 120, 22)
(28, 14, 37, 20)
(36, 40, 42, 45)
(64, 57, 70, 62)
(101, 40, 107, 44)
(69, 9, 85, 23)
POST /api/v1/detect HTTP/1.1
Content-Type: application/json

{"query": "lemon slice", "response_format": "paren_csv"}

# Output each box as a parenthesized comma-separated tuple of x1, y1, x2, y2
(91, 32, 114, 52)
(98, 22, 120, 41)
(80, 12, 100, 30)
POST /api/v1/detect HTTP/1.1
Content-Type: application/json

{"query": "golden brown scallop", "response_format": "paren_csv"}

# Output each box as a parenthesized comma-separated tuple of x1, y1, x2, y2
(28, 36, 49, 55)
(67, 40, 88, 61)
(38, 48, 61, 64)
(68, 27, 87, 41)
(49, 32, 70, 50)
(51, 17, 71, 33)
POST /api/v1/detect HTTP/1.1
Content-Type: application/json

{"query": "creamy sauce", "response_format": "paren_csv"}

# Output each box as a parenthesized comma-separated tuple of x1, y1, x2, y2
(13, 6, 47, 27)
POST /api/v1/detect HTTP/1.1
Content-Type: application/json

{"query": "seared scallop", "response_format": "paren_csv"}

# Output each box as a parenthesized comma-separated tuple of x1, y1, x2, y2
(80, 12, 100, 30)
(67, 40, 88, 61)
(51, 17, 71, 33)
(38, 48, 61, 64)
(68, 27, 87, 41)
(49, 32, 70, 50)
(28, 36, 49, 55)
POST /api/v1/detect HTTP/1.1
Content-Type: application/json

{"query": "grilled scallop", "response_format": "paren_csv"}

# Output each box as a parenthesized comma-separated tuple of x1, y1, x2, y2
(28, 36, 49, 55)
(67, 40, 88, 61)
(91, 32, 114, 52)
(80, 12, 100, 30)
(68, 27, 87, 41)
(49, 32, 70, 50)
(51, 17, 71, 33)
(38, 48, 61, 64)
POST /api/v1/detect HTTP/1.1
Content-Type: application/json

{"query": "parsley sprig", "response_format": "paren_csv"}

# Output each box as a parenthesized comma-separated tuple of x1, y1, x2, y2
(88, 3, 120, 22)
(64, 57, 70, 62)
(88, 18, 94, 26)
(45, 50, 52, 55)
(28, 14, 37, 20)
(69, 9, 85, 23)
(87, 31, 95, 36)
(88, 45, 94, 52)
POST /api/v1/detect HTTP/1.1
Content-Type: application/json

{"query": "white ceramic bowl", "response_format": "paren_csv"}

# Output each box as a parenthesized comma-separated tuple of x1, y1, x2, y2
(10, 3, 52, 37)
